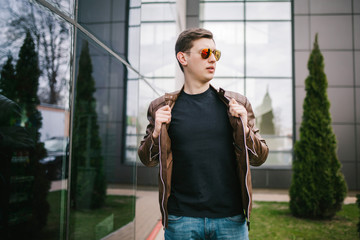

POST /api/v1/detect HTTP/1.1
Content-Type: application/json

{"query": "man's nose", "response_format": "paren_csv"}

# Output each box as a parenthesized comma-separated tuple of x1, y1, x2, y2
(208, 52, 216, 62)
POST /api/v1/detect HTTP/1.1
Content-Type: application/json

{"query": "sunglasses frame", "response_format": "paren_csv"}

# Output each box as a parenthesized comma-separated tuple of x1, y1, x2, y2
(200, 48, 221, 61)
(184, 48, 221, 61)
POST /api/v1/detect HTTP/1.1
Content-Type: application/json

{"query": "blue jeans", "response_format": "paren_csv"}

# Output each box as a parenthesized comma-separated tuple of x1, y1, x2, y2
(164, 214, 249, 240)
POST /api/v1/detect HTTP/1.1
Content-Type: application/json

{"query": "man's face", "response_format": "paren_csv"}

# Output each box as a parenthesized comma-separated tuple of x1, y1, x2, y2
(184, 38, 217, 82)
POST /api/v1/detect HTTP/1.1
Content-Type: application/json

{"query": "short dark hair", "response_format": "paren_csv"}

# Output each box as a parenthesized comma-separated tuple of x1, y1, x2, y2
(175, 28, 214, 72)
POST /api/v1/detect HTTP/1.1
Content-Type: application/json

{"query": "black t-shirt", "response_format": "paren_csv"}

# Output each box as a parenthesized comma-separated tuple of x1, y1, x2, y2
(167, 87, 242, 218)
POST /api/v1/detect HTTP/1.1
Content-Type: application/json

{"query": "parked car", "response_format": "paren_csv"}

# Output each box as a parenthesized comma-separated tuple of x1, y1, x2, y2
(40, 137, 69, 180)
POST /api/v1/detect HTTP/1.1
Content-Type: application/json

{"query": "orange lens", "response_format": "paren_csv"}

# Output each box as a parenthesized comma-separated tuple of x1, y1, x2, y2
(213, 50, 221, 61)
(201, 48, 210, 59)
(200, 48, 221, 61)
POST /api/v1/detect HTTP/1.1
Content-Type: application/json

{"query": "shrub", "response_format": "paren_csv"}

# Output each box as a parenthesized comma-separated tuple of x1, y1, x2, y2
(289, 34, 347, 219)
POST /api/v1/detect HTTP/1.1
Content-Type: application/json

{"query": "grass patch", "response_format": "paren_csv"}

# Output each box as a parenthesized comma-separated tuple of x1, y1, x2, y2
(69, 195, 135, 239)
(249, 201, 358, 240)
(40, 190, 135, 240)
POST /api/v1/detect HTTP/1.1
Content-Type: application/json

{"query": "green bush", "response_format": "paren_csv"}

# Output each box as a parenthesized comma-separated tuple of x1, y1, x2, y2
(0, 31, 50, 238)
(70, 41, 106, 210)
(289, 34, 347, 219)
(357, 194, 360, 236)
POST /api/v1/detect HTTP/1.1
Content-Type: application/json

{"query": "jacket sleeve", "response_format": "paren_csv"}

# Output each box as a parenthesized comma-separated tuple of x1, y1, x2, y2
(137, 102, 160, 167)
(244, 98, 269, 166)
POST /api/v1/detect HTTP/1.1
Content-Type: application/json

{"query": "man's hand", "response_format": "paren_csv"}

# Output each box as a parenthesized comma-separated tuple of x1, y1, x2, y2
(152, 105, 172, 139)
(229, 98, 249, 135)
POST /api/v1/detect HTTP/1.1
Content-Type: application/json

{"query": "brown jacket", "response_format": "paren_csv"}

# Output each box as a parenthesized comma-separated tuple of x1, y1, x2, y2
(138, 85, 269, 230)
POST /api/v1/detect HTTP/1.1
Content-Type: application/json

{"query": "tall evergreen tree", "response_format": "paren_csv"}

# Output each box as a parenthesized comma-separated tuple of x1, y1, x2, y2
(289, 34, 347, 219)
(0, 55, 16, 98)
(16, 30, 50, 234)
(71, 41, 106, 209)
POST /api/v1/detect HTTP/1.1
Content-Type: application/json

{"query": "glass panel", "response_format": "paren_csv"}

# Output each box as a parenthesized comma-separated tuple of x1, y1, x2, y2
(262, 152, 292, 166)
(69, 32, 136, 240)
(200, 2, 244, 21)
(246, 22, 292, 77)
(141, 3, 176, 22)
(246, 2, 291, 20)
(201, 1, 293, 167)
(210, 78, 245, 96)
(129, 7, 141, 26)
(140, 23, 177, 77)
(142, 0, 175, 2)
(246, 0, 290, 2)
(45, 0, 75, 18)
(77, 0, 127, 56)
(138, 78, 176, 136)
(246, 79, 293, 165)
(0, 0, 71, 239)
(202, 22, 245, 77)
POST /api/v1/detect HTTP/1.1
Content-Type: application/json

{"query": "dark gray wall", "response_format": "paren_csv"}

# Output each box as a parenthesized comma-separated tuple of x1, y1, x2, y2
(77, 0, 135, 185)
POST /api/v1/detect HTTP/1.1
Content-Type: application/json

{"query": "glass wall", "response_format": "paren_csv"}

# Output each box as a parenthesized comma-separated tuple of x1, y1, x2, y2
(0, 0, 138, 239)
(200, 0, 293, 166)
(0, 0, 71, 239)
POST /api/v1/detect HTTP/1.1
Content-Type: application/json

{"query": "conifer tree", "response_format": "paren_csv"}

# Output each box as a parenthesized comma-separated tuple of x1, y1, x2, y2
(289, 34, 347, 219)
(15, 31, 50, 234)
(71, 41, 106, 209)
(0, 55, 16, 98)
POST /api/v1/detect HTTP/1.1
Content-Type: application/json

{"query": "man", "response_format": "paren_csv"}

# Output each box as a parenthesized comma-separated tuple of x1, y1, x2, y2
(138, 28, 268, 240)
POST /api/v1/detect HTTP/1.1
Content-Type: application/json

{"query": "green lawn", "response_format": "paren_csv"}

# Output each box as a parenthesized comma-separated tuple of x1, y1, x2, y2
(41, 192, 358, 240)
(249, 201, 358, 240)
(40, 190, 135, 240)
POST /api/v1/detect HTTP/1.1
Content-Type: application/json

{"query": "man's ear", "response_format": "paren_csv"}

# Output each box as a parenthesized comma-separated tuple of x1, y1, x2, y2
(176, 52, 187, 68)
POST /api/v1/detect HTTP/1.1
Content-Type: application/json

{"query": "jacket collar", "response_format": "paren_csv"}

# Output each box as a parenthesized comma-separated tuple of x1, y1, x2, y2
(164, 84, 229, 105)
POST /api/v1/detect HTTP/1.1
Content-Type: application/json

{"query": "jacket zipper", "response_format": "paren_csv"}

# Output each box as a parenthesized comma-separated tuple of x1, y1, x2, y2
(158, 128, 167, 228)
(239, 117, 251, 228)
(221, 90, 251, 227)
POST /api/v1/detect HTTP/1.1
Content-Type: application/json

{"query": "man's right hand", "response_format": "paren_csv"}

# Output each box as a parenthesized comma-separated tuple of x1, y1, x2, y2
(152, 105, 172, 139)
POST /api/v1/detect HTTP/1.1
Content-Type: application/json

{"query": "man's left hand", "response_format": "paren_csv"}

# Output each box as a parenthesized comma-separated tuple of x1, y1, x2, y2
(229, 98, 249, 135)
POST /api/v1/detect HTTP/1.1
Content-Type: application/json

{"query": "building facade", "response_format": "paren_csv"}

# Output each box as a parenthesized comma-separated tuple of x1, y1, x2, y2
(0, 0, 358, 239)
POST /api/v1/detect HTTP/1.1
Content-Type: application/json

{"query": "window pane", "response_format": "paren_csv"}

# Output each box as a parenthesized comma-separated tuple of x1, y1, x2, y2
(138, 78, 176, 136)
(78, 0, 127, 56)
(45, 0, 75, 18)
(246, 78, 293, 165)
(129, 7, 141, 26)
(263, 152, 292, 166)
(246, 2, 291, 20)
(202, 22, 245, 77)
(140, 23, 177, 77)
(247, 79, 292, 166)
(70, 32, 136, 239)
(211, 78, 245, 96)
(200, 2, 244, 21)
(141, 3, 176, 21)
(246, 22, 292, 77)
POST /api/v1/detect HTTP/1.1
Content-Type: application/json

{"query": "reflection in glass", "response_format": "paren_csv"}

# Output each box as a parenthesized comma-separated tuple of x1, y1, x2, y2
(0, 31, 50, 239)
(246, 79, 293, 165)
(140, 23, 176, 77)
(141, 2, 176, 22)
(69, 29, 136, 238)
(44, 0, 75, 18)
(246, 22, 292, 77)
(210, 78, 245, 96)
(0, 0, 71, 237)
(246, 2, 291, 20)
(200, 2, 244, 21)
(1, 0, 71, 106)
(201, 1, 293, 166)
(202, 22, 245, 77)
